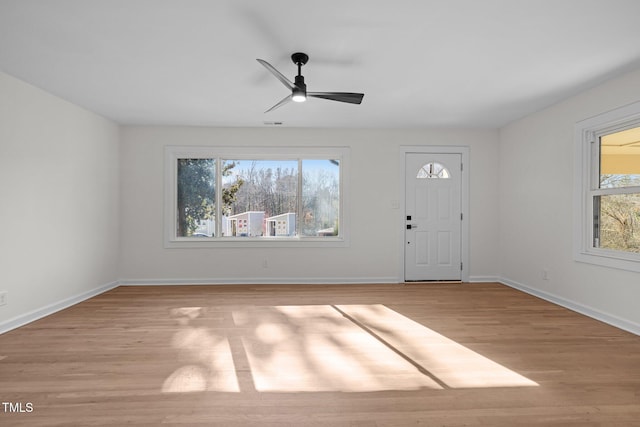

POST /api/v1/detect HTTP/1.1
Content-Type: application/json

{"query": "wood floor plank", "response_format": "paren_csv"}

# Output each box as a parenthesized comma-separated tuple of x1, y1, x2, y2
(0, 283, 639, 426)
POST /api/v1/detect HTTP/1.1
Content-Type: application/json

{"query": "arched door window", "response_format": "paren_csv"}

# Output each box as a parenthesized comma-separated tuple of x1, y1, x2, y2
(416, 162, 450, 179)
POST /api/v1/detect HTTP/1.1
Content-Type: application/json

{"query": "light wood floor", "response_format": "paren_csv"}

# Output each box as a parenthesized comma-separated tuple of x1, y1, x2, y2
(1, 283, 639, 426)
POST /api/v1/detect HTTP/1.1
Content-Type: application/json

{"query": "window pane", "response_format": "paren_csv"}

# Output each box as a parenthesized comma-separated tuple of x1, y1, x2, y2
(221, 160, 298, 237)
(417, 162, 450, 179)
(302, 159, 340, 237)
(599, 127, 640, 189)
(594, 193, 640, 253)
(177, 159, 215, 237)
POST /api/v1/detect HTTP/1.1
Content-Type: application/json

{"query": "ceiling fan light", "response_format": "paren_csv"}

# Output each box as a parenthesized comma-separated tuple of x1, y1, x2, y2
(292, 87, 306, 102)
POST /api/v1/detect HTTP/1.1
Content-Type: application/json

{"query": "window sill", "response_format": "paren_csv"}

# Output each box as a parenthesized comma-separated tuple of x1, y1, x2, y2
(574, 250, 640, 273)
(165, 237, 349, 249)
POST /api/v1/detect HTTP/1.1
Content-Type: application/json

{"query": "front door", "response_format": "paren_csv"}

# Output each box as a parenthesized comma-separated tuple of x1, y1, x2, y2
(404, 153, 462, 281)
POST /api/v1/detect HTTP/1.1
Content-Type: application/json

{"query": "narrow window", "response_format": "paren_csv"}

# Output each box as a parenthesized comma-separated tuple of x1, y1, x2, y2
(302, 159, 340, 237)
(176, 159, 215, 237)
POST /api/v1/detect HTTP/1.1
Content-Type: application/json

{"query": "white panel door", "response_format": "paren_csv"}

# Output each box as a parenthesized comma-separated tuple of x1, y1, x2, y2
(405, 153, 462, 281)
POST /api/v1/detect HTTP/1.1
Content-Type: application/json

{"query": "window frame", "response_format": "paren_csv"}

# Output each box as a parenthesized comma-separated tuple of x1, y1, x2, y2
(164, 145, 350, 248)
(574, 101, 640, 272)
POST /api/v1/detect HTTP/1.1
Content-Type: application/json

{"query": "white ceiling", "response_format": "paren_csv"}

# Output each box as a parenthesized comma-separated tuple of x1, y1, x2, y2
(2, 0, 640, 129)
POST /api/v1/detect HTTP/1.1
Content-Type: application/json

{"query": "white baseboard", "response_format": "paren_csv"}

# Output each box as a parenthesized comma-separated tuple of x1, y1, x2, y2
(119, 277, 532, 288)
(499, 277, 640, 336)
(0, 281, 119, 335)
(468, 275, 501, 283)
(119, 277, 401, 286)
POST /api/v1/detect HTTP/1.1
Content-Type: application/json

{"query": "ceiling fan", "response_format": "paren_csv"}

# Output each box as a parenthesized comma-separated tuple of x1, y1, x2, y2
(256, 52, 364, 113)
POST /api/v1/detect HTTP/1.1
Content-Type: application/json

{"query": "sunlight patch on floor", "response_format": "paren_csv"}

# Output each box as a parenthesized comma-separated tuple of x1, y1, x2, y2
(162, 308, 240, 393)
(337, 304, 538, 389)
(163, 304, 537, 393)
(234, 305, 440, 392)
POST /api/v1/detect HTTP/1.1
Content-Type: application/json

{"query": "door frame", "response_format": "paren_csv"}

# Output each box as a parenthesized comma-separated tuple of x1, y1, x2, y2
(399, 146, 470, 283)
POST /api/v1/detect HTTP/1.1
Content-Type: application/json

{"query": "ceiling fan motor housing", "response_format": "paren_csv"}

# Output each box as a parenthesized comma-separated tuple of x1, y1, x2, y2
(292, 75, 306, 101)
(294, 75, 306, 91)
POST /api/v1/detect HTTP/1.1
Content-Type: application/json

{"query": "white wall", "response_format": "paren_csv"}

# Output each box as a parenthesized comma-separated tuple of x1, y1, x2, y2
(3, 62, 638, 334)
(119, 127, 499, 284)
(0, 72, 120, 331)
(499, 68, 640, 333)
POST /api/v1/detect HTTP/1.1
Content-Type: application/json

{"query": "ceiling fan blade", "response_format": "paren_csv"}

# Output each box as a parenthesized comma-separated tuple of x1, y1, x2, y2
(256, 59, 294, 90)
(308, 92, 364, 104)
(265, 94, 292, 113)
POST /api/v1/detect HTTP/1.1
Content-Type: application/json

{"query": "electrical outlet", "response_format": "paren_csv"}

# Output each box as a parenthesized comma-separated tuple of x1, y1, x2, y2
(262, 258, 268, 268)
(542, 269, 549, 281)
(0, 291, 7, 306)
